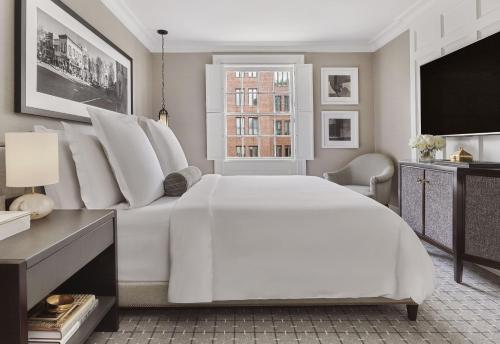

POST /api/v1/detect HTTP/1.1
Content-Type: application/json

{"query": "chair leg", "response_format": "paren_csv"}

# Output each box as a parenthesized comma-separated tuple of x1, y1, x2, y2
(407, 304, 418, 321)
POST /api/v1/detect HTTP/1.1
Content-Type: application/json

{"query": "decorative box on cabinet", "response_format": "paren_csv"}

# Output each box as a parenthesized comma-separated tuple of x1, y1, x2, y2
(399, 161, 500, 283)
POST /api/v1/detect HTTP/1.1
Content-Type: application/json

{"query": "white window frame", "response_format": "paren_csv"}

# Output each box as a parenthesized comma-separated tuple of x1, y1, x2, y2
(207, 55, 312, 176)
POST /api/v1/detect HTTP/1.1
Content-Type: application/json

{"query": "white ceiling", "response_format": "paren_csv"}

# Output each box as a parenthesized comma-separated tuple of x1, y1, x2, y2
(101, 0, 427, 52)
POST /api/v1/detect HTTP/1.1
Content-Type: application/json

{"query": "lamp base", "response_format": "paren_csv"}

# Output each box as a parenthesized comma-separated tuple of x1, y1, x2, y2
(9, 193, 54, 220)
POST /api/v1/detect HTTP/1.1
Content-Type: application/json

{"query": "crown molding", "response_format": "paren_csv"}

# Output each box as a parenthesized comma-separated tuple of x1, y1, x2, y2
(156, 41, 373, 53)
(369, 0, 437, 51)
(101, 0, 156, 51)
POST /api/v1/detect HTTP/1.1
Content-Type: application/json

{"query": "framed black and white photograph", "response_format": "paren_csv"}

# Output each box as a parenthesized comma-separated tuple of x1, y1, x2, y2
(321, 67, 358, 105)
(16, 0, 133, 122)
(321, 111, 359, 148)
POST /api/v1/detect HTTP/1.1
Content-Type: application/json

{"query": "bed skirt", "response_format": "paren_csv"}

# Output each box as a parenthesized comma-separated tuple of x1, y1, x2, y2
(118, 282, 419, 320)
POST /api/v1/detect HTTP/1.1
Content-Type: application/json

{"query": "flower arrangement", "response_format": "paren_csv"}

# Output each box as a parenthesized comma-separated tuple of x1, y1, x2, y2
(409, 134, 446, 162)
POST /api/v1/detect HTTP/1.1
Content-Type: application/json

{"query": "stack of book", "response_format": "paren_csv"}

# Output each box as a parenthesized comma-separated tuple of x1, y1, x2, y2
(28, 294, 98, 344)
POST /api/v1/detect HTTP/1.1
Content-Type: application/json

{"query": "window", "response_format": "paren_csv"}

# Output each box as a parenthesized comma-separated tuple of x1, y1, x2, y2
(235, 88, 244, 107)
(223, 66, 295, 160)
(248, 88, 258, 106)
(274, 96, 281, 112)
(284, 95, 290, 112)
(275, 120, 282, 135)
(274, 72, 289, 86)
(248, 117, 259, 135)
(236, 117, 245, 135)
(275, 145, 282, 157)
(248, 146, 259, 157)
(284, 120, 290, 135)
(284, 145, 292, 157)
(236, 145, 244, 157)
(235, 71, 243, 78)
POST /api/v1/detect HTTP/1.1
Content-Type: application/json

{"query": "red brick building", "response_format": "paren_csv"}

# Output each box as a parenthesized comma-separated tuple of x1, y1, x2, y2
(225, 70, 293, 158)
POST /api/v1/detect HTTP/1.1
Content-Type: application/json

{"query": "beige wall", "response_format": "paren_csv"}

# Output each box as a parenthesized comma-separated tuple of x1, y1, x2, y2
(0, 0, 154, 145)
(152, 52, 374, 176)
(373, 31, 411, 206)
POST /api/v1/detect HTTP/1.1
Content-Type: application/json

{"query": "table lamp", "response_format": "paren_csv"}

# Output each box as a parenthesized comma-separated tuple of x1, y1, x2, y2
(5, 132, 59, 219)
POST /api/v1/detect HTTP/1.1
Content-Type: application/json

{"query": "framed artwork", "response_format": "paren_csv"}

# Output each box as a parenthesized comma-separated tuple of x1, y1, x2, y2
(16, 0, 133, 123)
(321, 111, 359, 149)
(321, 67, 358, 105)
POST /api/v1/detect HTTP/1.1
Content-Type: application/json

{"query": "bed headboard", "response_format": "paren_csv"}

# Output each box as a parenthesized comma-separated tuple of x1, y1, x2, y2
(0, 146, 25, 210)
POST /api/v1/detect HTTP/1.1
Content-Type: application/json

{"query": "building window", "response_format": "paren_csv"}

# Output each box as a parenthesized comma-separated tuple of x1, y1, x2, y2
(284, 95, 290, 112)
(248, 117, 259, 135)
(236, 117, 245, 135)
(275, 120, 282, 135)
(247, 71, 257, 78)
(284, 145, 292, 157)
(274, 72, 289, 86)
(248, 145, 259, 157)
(248, 88, 258, 106)
(284, 120, 290, 135)
(235, 88, 243, 107)
(236, 145, 244, 157)
(275, 145, 282, 157)
(274, 96, 281, 113)
(235, 71, 243, 78)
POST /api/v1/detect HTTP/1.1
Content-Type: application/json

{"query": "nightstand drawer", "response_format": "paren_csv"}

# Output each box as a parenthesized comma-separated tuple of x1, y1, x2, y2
(26, 219, 114, 309)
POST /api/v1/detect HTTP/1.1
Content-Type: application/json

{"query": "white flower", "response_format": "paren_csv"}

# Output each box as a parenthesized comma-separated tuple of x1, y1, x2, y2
(409, 134, 445, 152)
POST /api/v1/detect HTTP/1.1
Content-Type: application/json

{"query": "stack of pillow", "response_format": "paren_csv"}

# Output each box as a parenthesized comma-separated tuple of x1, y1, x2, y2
(35, 107, 199, 210)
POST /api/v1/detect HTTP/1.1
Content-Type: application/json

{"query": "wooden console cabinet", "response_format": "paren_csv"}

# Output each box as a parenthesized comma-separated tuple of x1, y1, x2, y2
(0, 210, 118, 344)
(399, 161, 500, 283)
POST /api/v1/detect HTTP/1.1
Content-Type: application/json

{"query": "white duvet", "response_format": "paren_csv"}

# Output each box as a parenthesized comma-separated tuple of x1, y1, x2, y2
(168, 175, 434, 304)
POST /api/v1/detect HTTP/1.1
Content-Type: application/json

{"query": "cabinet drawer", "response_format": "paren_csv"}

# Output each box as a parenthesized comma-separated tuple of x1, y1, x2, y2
(424, 170, 454, 250)
(26, 219, 114, 309)
(401, 166, 424, 234)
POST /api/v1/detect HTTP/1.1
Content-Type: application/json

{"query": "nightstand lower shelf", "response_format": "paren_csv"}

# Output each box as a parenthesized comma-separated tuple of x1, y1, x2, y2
(66, 296, 115, 344)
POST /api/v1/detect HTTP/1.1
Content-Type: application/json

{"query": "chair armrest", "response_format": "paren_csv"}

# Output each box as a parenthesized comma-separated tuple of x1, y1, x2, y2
(323, 166, 352, 185)
(370, 166, 394, 185)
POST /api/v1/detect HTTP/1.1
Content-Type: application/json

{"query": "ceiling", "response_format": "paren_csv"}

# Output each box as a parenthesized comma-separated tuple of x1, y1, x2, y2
(101, 0, 427, 52)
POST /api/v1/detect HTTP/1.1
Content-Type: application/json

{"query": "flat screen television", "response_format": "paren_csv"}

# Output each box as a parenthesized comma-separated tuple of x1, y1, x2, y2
(420, 31, 500, 136)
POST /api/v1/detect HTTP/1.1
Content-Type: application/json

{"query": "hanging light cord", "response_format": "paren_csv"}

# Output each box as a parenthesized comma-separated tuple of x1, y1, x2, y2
(161, 34, 166, 111)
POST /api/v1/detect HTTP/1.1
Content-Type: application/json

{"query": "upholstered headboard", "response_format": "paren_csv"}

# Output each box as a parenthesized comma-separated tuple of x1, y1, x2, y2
(0, 146, 26, 210)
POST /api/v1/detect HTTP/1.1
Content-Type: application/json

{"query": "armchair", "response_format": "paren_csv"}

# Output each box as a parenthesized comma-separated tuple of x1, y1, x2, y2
(323, 153, 394, 205)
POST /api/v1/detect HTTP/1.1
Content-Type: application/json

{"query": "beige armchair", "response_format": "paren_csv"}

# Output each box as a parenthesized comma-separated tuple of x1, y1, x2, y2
(323, 153, 394, 205)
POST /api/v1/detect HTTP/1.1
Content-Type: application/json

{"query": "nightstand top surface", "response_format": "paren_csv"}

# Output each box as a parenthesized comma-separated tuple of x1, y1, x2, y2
(0, 209, 115, 267)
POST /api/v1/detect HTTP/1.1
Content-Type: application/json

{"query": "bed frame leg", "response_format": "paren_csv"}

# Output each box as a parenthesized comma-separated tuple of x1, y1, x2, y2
(406, 304, 418, 321)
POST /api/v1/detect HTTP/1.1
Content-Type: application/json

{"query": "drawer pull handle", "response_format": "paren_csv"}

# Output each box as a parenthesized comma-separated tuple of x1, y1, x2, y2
(417, 177, 423, 183)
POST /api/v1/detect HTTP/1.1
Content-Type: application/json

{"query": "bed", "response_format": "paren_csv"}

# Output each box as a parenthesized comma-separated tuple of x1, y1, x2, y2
(26, 118, 434, 321)
(117, 174, 434, 320)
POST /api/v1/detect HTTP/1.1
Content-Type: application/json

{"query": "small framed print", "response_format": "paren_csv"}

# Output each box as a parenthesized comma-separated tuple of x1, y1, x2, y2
(321, 111, 359, 149)
(321, 67, 359, 105)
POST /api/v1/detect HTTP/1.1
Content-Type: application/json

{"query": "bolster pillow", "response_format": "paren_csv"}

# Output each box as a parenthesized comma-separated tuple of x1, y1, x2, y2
(164, 166, 202, 196)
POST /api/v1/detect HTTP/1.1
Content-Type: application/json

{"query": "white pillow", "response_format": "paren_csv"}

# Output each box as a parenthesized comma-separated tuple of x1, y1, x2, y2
(137, 116, 188, 176)
(87, 107, 165, 208)
(33, 125, 84, 209)
(62, 122, 124, 209)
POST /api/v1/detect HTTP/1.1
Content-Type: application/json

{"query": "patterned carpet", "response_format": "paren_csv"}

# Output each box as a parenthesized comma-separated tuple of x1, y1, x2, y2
(87, 243, 500, 343)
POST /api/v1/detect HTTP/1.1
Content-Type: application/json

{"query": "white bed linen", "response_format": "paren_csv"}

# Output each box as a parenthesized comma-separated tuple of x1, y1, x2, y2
(169, 175, 434, 304)
(112, 196, 178, 282)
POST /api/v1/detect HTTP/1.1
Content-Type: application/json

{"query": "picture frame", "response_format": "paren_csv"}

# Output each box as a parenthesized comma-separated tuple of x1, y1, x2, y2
(321, 111, 359, 149)
(15, 0, 133, 123)
(321, 67, 359, 105)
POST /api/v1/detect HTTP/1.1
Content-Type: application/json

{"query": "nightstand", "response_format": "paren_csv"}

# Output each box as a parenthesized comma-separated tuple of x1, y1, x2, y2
(0, 210, 118, 344)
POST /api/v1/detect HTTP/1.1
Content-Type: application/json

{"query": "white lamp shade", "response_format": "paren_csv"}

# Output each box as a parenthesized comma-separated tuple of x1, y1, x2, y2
(5, 132, 59, 187)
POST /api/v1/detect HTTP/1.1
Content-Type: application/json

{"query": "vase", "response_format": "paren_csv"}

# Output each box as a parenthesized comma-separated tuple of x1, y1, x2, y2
(419, 150, 436, 163)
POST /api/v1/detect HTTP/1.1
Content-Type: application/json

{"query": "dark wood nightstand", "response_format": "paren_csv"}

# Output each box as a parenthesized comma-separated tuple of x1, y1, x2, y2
(0, 210, 118, 344)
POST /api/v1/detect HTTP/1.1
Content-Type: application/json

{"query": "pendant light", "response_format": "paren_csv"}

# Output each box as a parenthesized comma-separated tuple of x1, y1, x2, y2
(157, 29, 169, 125)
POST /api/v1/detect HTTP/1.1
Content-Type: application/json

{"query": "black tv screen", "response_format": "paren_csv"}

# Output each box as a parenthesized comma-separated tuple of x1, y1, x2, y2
(420, 31, 500, 136)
